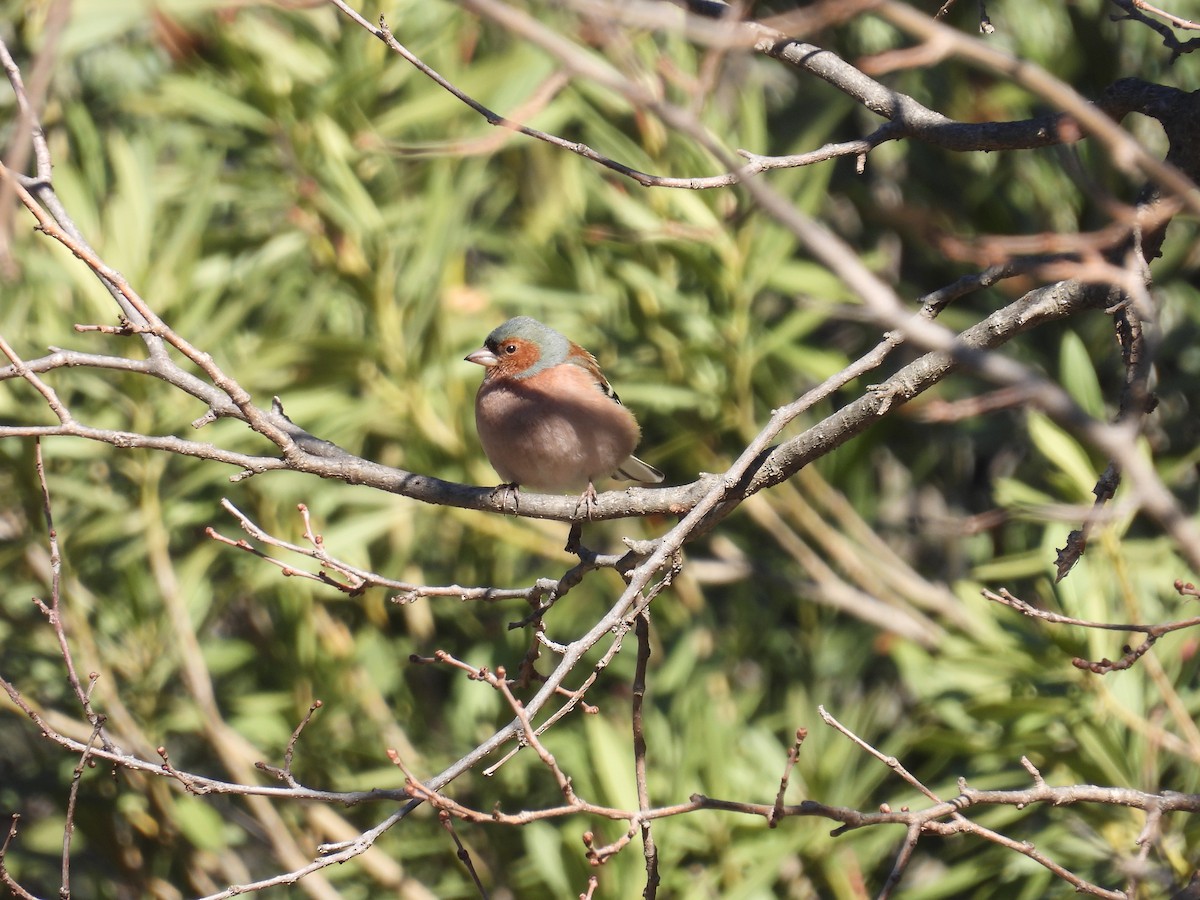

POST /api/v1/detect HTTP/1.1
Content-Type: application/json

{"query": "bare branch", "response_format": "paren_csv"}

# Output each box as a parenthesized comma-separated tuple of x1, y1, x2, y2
(1109, 0, 1200, 59)
(0, 816, 40, 900)
(984, 586, 1200, 673)
(632, 611, 659, 897)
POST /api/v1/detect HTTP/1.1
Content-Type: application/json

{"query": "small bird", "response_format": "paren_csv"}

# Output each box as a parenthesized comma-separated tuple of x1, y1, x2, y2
(465, 316, 663, 518)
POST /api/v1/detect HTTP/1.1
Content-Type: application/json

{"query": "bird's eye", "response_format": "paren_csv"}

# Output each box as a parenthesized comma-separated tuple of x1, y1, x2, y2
(504, 343, 517, 355)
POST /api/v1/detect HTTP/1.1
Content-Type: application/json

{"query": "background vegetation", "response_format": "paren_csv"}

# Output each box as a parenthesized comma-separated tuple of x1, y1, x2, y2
(2, 0, 1199, 897)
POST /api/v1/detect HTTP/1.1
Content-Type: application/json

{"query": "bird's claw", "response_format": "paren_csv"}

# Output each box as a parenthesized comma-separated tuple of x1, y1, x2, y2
(573, 482, 598, 522)
(493, 482, 521, 515)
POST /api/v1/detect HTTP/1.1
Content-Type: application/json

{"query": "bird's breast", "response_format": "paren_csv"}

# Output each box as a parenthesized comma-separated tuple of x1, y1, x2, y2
(474, 374, 640, 491)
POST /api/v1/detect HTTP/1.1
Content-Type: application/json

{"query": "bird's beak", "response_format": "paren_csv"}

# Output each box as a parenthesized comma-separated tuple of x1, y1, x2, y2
(465, 347, 498, 367)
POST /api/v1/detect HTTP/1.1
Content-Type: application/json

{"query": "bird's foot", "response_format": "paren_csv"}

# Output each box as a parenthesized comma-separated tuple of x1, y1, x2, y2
(573, 481, 598, 522)
(493, 482, 521, 514)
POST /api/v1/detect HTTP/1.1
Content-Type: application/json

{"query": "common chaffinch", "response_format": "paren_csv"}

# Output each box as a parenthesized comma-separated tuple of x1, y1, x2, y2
(465, 316, 663, 516)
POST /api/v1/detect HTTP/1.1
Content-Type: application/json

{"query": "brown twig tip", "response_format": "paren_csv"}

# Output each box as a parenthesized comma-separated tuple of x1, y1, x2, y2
(1176, 579, 1199, 598)
(1071, 635, 1158, 673)
(73, 321, 147, 335)
(771, 726, 810, 826)
(1020, 756, 1046, 786)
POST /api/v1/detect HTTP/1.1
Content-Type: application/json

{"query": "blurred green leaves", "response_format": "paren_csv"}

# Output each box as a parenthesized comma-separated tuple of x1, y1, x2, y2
(1, 0, 1200, 897)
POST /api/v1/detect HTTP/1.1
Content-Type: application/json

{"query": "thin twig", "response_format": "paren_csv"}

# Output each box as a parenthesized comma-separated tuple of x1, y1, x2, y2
(632, 611, 659, 898)
(61, 718, 106, 897)
(0, 816, 39, 900)
(770, 729, 807, 827)
(983, 586, 1200, 673)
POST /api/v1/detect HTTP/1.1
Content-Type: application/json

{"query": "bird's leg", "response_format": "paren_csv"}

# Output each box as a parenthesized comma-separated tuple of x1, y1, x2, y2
(492, 482, 521, 515)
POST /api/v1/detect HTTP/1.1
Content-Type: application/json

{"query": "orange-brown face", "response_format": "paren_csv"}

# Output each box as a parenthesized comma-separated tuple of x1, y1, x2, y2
(484, 336, 542, 380)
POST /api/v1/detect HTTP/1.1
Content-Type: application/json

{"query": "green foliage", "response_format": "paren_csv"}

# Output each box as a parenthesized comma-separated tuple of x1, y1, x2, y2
(2, 0, 1200, 897)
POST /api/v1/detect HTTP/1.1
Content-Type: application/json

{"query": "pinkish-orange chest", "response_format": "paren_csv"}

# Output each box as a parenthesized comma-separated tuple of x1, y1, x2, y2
(475, 365, 640, 491)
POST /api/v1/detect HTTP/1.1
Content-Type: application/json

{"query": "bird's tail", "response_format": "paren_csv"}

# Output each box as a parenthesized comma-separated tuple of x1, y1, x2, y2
(613, 455, 665, 484)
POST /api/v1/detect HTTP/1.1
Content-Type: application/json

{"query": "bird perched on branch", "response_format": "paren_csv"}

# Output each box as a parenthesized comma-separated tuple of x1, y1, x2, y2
(465, 316, 663, 520)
